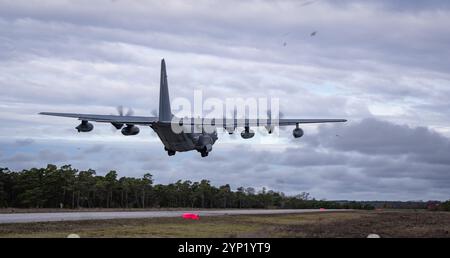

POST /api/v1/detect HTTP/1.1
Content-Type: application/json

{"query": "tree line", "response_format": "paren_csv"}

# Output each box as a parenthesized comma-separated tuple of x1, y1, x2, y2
(0, 164, 375, 210)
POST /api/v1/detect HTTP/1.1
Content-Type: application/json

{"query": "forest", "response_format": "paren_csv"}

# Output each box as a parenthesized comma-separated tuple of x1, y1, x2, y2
(0, 164, 375, 209)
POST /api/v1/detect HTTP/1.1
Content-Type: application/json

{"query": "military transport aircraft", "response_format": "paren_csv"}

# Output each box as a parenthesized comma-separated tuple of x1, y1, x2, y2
(40, 59, 347, 157)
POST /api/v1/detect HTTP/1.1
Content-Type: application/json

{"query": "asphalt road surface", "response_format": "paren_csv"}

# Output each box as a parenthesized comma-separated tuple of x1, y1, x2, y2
(0, 209, 349, 224)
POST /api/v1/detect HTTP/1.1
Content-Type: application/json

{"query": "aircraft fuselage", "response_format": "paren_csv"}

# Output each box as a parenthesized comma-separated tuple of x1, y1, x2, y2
(150, 122, 218, 156)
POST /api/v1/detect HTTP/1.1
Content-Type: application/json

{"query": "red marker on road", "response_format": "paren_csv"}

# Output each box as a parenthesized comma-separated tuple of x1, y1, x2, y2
(182, 213, 200, 220)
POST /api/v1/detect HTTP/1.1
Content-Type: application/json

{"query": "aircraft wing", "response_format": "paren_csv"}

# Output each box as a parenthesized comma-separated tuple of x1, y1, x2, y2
(275, 118, 347, 126)
(40, 112, 346, 127)
(173, 118, 347, 127)
(39, 112, 158, 125)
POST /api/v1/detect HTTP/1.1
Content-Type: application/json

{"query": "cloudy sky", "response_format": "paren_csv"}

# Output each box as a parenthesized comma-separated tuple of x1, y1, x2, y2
(1, 0, 450, 201)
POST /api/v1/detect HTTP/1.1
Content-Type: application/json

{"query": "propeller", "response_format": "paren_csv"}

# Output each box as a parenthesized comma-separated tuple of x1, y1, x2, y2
(116, 105, 134, 116)
(224, 106, 238, 138)
(278, 111, 286, 131)
(117, 105, 124, 116)
(266, 109, 286, 133)
(111, 105, 134, 131)
(267, 109, 284, 119)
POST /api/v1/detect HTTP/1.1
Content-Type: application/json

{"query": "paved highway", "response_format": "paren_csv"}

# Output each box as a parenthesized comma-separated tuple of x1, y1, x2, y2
(0, 209, 350, 224)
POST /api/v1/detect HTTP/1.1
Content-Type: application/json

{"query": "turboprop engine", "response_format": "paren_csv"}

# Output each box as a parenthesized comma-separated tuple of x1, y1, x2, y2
(241, 127, 255, 139)
(198, 135, 213, 152)
(293, 125, 304, 138)
(76, 120, 93, 132)
(121, 124, 140, 136)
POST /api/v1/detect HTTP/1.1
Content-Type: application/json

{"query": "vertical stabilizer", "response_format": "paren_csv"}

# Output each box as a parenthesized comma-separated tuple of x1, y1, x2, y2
(159, 59, 172, 122)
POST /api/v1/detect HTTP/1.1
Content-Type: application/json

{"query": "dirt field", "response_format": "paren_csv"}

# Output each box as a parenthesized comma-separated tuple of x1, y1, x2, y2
(0, 210, 449, 238)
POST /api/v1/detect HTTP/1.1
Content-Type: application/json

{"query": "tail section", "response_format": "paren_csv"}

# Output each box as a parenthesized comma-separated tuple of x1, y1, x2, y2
(159, 59, 172, 122)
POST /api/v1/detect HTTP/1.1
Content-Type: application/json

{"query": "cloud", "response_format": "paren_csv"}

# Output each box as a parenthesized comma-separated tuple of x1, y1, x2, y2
(15, 138, 35, 146)
(1, 118, 449, 201)
(0, 0, 450, 201)
(38, 149, 69, 162)
(313, 118, 450, 157)
(83, 144, 105, 153)
(4, 153, 34, 163)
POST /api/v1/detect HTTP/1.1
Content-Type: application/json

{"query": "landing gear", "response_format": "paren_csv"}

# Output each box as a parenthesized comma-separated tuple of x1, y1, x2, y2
(165, 147, 176, 156)
(200, 151, 209, 157)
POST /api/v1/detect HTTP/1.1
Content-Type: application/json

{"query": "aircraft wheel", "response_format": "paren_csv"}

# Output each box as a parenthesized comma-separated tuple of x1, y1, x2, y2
(200, 151, 208, 157)
(167, 150, 176, 156)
